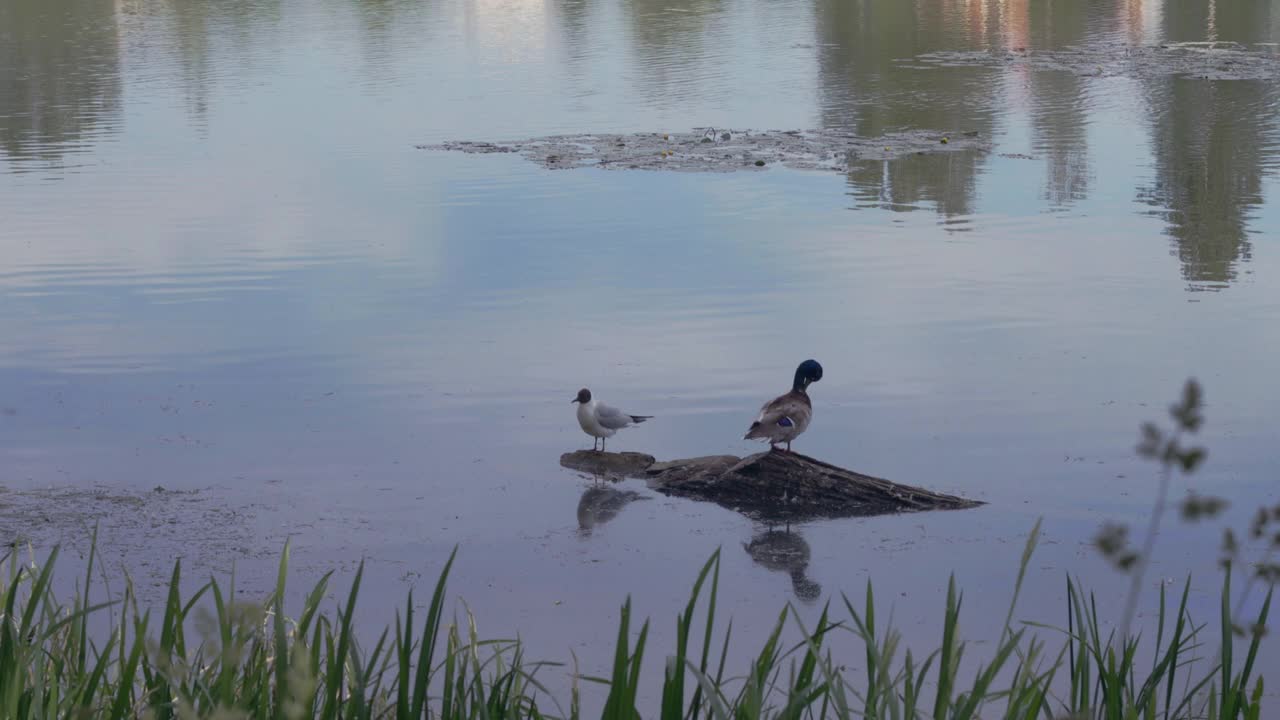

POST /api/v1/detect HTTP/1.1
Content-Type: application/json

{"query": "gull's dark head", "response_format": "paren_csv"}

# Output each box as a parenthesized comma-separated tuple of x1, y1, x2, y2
(572, 388, 592, 404)
(793, 359, 823, 391)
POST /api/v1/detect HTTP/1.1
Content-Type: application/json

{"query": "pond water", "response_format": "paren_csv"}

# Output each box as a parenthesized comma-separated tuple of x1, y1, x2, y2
(3, 0, 1279, 707)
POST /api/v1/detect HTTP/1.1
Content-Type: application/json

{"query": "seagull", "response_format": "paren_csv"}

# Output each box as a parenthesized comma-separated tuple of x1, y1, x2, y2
(743, 359, 823, 453)
(571, 388, 652, 451)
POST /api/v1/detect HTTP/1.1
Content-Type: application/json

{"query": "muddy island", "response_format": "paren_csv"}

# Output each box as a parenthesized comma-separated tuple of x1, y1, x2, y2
(559, 449, 981, 522)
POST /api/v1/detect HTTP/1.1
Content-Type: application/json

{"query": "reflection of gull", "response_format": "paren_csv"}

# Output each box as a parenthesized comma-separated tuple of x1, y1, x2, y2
(743, 527, 821, 601)
(577, 485, 647, 537)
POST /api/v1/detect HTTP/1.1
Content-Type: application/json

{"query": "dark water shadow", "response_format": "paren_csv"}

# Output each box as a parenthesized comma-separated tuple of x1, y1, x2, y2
(1134, 0, 1280, 291)
(0, 0, 123, 169)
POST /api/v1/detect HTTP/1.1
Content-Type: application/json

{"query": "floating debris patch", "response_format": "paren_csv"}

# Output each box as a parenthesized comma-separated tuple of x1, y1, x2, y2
(909, 41, 1280, 81)
(421, 127, 990, 173)
(0, 484, 268, 599)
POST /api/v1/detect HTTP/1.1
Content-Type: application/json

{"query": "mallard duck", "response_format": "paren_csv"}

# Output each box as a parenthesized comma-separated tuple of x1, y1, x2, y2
(572, 388, 651, 451)
(743, 360, 823, 452)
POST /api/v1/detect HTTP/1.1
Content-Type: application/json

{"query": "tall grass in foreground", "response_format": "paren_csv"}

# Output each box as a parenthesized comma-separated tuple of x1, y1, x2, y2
(0, 520, 1271, 719)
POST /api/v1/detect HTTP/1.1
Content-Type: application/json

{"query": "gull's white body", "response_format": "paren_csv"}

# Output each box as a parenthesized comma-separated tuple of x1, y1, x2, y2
(572, 390, 650, 450)
(578, 397, 637, 438)
(577, 399, 620, 439)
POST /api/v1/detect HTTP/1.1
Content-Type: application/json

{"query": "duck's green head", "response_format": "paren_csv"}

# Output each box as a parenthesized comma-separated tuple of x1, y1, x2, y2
(793, 359, 823, 391)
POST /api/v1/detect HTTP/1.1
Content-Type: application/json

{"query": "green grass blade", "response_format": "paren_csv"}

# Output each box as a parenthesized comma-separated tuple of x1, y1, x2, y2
(1219, 565, 1234, 719)
(412, 546, 457, 720)
(273, 539, 292, 720)
(933, 574, 960, 720)
(320, 558, 364, 720)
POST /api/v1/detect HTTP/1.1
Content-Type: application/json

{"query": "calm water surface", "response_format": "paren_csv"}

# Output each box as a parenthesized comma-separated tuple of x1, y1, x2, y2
(3, 0, 1279, 703)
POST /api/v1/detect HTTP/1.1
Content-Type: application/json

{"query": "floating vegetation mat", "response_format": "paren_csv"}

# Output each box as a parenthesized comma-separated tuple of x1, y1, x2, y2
(908, 41, 1280, 81)
(421, 127, 990, 173)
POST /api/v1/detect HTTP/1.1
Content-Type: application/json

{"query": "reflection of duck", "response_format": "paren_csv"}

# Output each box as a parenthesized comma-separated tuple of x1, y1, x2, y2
(743, 527, 822, 601)
(577, 484, 647, 537)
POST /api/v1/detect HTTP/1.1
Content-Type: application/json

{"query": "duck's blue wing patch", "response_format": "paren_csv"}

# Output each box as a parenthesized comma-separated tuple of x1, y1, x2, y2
(777, 416, 794, 428)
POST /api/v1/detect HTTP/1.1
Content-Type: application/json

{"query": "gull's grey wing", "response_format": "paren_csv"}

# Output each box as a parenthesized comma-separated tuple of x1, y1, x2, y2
(594, 403, 636, 430)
